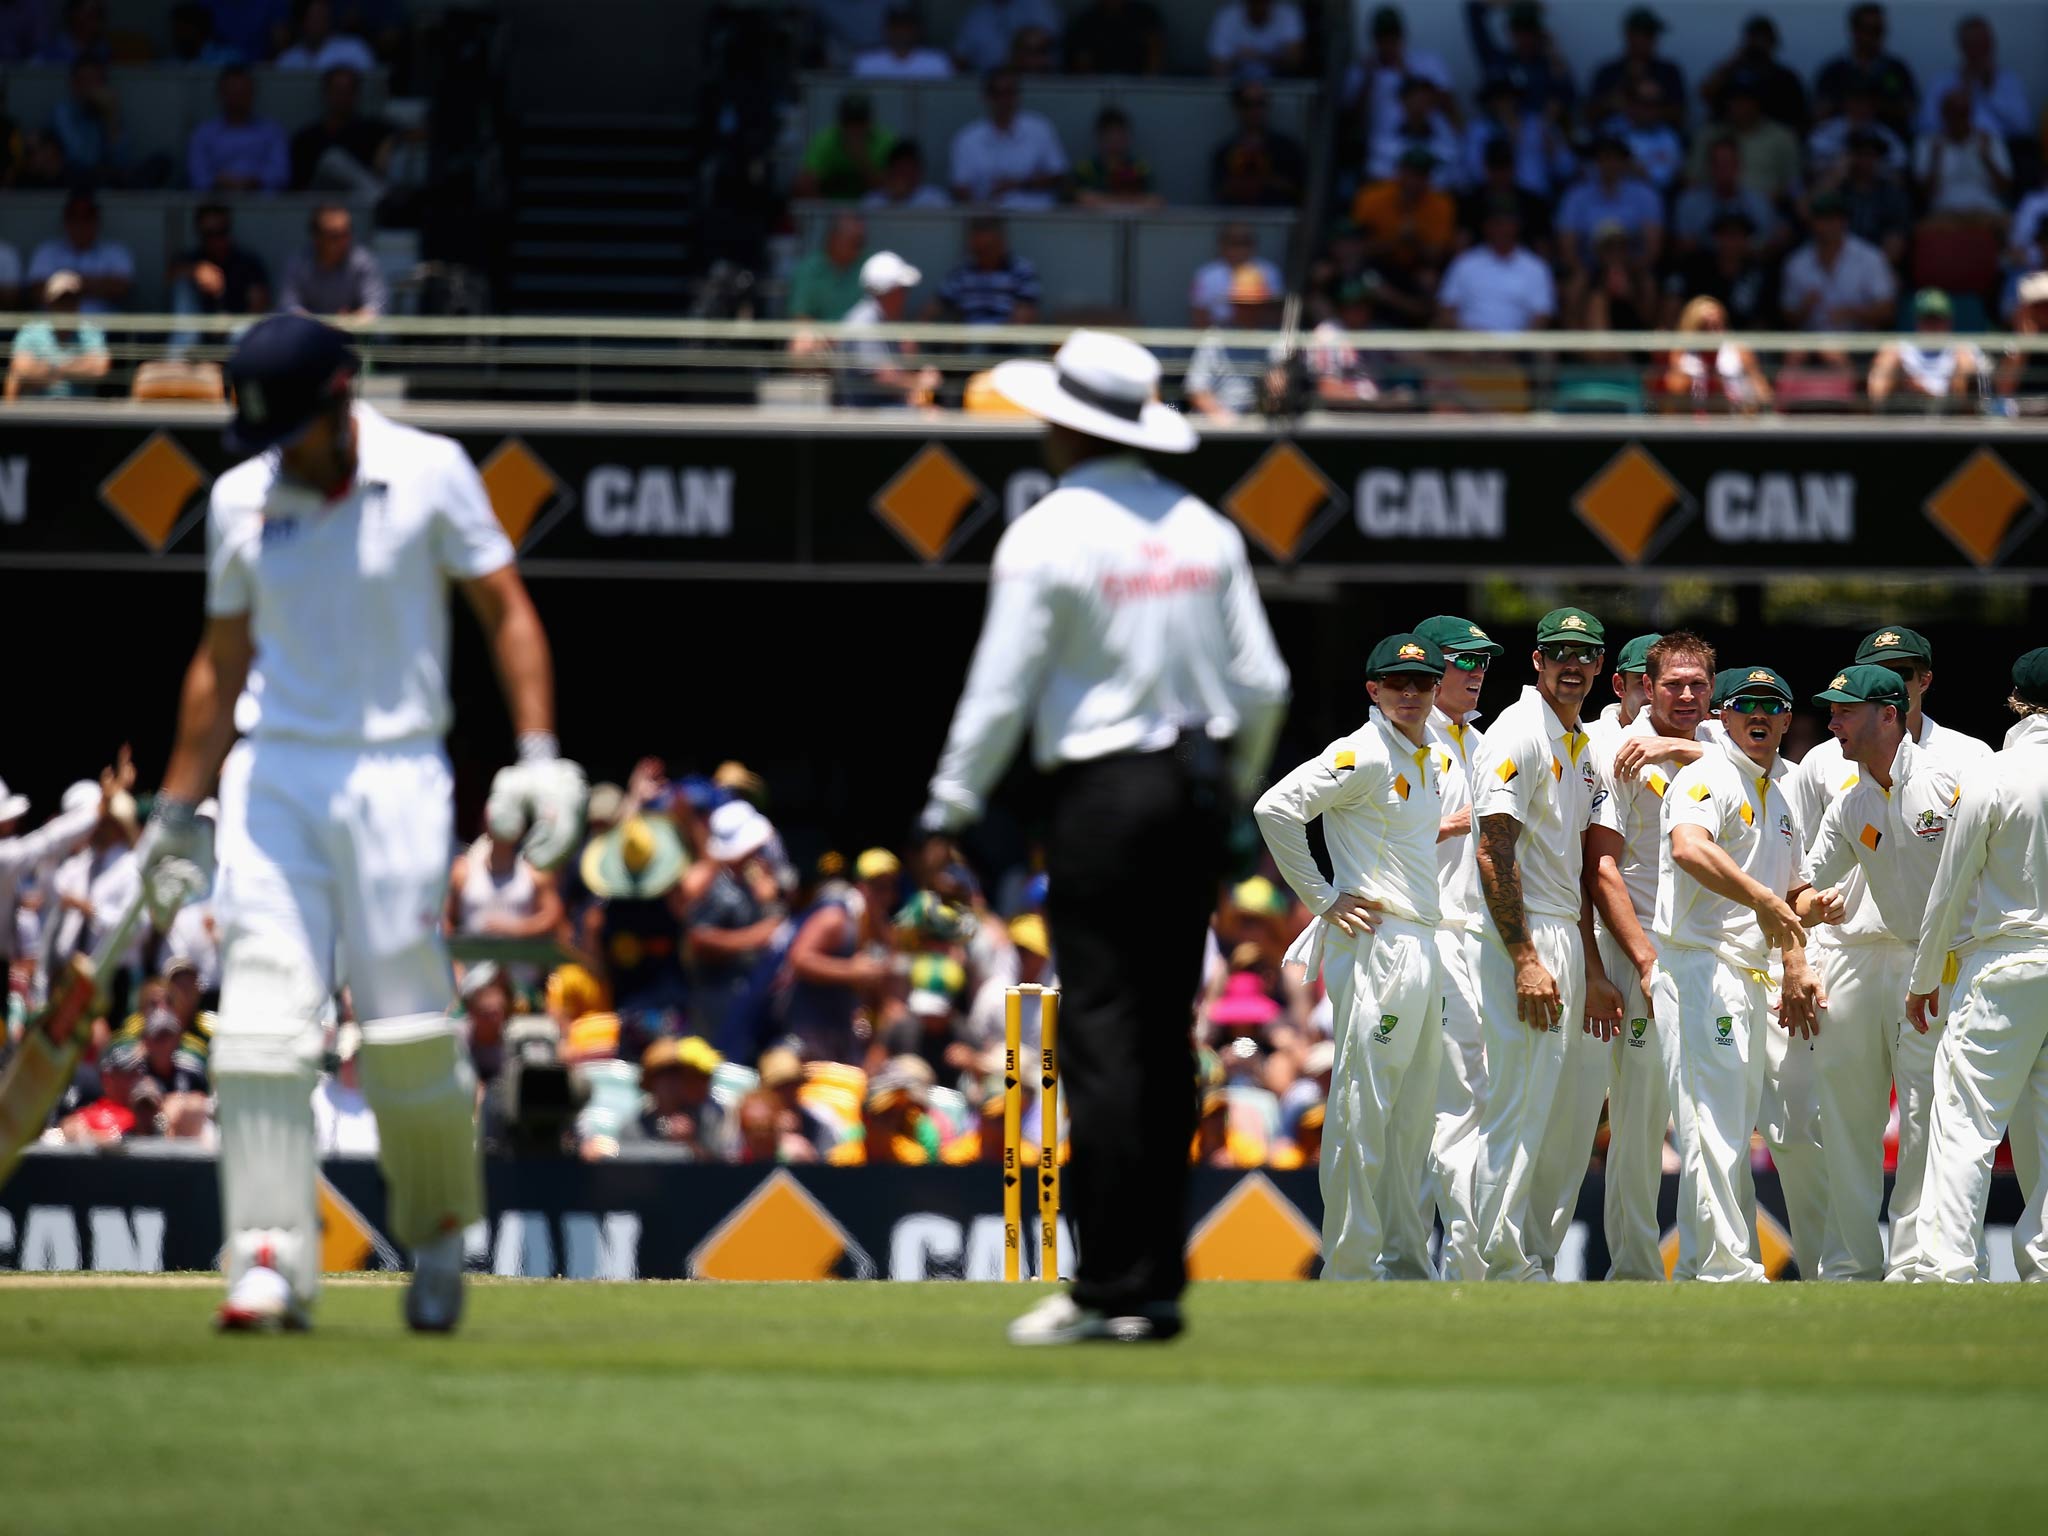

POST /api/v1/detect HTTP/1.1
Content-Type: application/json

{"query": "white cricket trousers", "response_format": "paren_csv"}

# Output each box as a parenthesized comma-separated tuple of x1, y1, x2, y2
(1754, 983, 1827, 1282)
(1598, 931, 1668, 1281)
(1919, 948, 2048, 1283)
(1429, 925, 1487, 1282)
(1319, 916, 1445, 1281)
(1656, 947, 1770, 1283)
(1471, 915, 1602, 1282)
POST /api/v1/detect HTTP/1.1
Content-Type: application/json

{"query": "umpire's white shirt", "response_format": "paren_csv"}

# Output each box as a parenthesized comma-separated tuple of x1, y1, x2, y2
(926, 454, 1290, 823)
(1911, 714, 2048, 993)
(1471, 686, 1602, 925)
(1427, 707, 1485, 933)
(1656, 734, 1808, 973)
(206, 403, 516, 749)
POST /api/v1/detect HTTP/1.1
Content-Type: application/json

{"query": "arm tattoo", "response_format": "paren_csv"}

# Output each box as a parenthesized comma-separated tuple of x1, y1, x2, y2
(1476, 812, 1530, 948)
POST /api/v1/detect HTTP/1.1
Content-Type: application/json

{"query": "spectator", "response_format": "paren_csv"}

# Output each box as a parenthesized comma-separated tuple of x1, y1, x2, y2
(1064, 0, 1164, 76)
(861, 139, 949, 209)
(809, 0, 891, 61)
(1700, 13, 1807, 131)
(49, 786, 139, 971)
(274, 0, 375, 73)
(1436, 196, 1555, 332)
(1569, 221, 1656, 332)
(1690, 75, 1801, 212)
(853, 5, 952, 79)
(278, 202, 386, 318)
(734, 1088, 813, 1163)
(579, 812, 691, 1045)
(160, 930, 219, 1032)
(683, 800, 791, 1055)
(0, 238, 21, 312)
(1368, 73, 1462, 188)
(1663, 209, 1779, 331)
(788, 212, 868, 321)
(1464, 0, 1575, 121)
(1869, 288, 1985, 408)
(1187, 264, 1282, 421)
(27, 190, 131, 313)
(1916, 86, 2013, 225)
(1208, 0, 1303, 83)
(169, 2, 245, 66)
(314, 1022, 378, 1154)
(1808, 81, 1908, 182)
(948, 67, 1066, 209)
(458, 965, 514, 1087)
(1586, 6, 1685, 132)
(1348, 7, 1453, 157)
(1211, 80, 1306, 207)
(1, 0, 50, 62)
(60, 1038, 141, 1144)
(1781, 191, 1897, 340)
(1993, 269, 2048, 406)
(35, 0, 106, 65)
(1830, 127, 1913, 267)
(833, 1068, 932, 1164)
(1007, 24, 1056, 74)
(1460, 76, 1572, 202)
(138, 1003, 209, 1097)
(447, 798, 566, 994)
(1190, 221, 1280, 327)
(795, 93, 896, 202)
(755, 1046, 833, 1157)
(291, 64, 392, 193)
(1351, 147, 1454, 301)
(1073, 106, 1160, 209)
(931, 216, 1040, 325)
(782, 847, 898, 1066)
(1304, 279, 1394, 407)
(1920, 15, 2031, 141)
(48, 56, 126, 183)
(2009, 195, 2048, 295)
(5, 270, 106, 400)
(1457, 135, 1554, 257)
(631, 1037, 726, 1158)
(952, 0, 1060, 76)
(205, 0, 296, 61)
(1671, 135, 1781, 255)
(167, 203, 274, 345)
(1814, 3, 1918, 136)
(187, 63, 290, 194)
(1615, 80, 1683, 193)
(1555, 132, 1663, 275)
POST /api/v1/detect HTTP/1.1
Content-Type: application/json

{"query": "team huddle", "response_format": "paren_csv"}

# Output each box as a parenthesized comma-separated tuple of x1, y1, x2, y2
(1255, 612, 2048, 1284)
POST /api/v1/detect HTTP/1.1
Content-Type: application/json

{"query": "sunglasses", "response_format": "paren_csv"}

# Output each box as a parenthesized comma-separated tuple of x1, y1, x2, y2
(1539, 644, 1602, 665)
(1725, 697, 1789, 716)
(1447, 653, 1490, 672)
(1372, 674, 1437, 695)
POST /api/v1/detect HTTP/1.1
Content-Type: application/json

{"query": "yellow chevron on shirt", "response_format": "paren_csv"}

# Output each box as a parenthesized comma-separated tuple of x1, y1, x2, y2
(1334, 750, 1355, 771)
(1738, 800, 1754, 827)
(1948, 782, 1962, 808)
(1393, 774, 1410, 801)
(1496, 758, 1519, 784)
(1860, 823, 1882, 850)
(1838, 773, 1859, 792)
(1434, 748, 1454, 777)
(1688, 783, 1712, 802)
(1646, 770, 1669, 799)
(1943, 951, 1961, 986)
(1550, 756, 1564, 781)
(1564, 731, 1590, 763)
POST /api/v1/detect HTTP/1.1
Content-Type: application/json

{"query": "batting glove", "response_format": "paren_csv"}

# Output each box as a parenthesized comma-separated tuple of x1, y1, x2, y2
(135, 796, 216, 926)
(489, 733, 587, 870)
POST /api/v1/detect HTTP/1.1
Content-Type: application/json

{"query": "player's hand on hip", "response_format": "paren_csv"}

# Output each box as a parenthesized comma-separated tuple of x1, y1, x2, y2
(1635, 956, 1659, 1017)
(1513, 952, 1562, 1031)
(134, 795, 215, 926)
(1584, 974, 1624, 1040)
(1906, 990, 1937, 1034)
(489, 756, 589, 871)
(1322, 893, 1384, 938)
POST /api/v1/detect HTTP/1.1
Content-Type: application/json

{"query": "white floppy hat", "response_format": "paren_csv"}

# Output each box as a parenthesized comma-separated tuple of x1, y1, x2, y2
(860, 250, 922, 295)
(0, 776, 27, 822)
(61, 780, 100, 817)
(704, 800, 774, 864)
(2020, 270, 2048, 307)
(989, 330, 1198, 454)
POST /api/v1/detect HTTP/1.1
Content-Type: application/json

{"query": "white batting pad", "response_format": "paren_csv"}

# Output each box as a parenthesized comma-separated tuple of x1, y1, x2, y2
(356, 1015, 483, 1250)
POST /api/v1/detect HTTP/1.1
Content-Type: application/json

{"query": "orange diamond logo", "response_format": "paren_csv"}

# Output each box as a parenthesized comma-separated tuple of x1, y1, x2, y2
(478, 437, 563, 547)
(686, 1169, 875, 1280)
(1185, 1172, 1319, 1281)
(1924, 448, 2042, 569)
(872, 444, 987, 562)
(1224, 441, 1338, 561)
(99, 430, 205, 551)
(1574, 444, 1688, 565)
(1659, 1205, 1795, 1279)
(316, 1174, 403, 1274)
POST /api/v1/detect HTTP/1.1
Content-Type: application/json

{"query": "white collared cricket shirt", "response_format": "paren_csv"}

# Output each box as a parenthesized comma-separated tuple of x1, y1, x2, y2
(1427, 706, 1486, 932)
(1655, 732, 1810, 973)
(1911, 714, 2048, 993)
(1471, 685, 1604, 925)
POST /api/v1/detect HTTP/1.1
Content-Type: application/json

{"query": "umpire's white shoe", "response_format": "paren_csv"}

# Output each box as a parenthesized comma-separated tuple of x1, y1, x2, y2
(1006, 1292, 1183, 1346)
(404, 1231, 465, 1334)
(216, 1264, 310, 1333)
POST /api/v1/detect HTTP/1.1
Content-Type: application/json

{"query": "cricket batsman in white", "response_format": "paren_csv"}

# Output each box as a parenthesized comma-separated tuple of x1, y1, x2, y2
(136, 314, 585, 1331)
(1907, 647, 2048, 1283)
(1257, 633, 1448, 1280)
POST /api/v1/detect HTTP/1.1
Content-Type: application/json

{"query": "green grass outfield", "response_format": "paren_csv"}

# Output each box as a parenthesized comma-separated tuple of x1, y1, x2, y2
(5, 1278, 2047, 1534)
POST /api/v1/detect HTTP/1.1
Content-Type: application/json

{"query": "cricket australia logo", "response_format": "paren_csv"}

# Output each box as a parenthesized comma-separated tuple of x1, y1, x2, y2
(1714, 1015, 1734, 1044)
(1375, 1014, 1398, 1041)
(1628, 1017, 1648, 1047)
(1912, 809, 1947, 841)
(1778, 812, 1794, 845)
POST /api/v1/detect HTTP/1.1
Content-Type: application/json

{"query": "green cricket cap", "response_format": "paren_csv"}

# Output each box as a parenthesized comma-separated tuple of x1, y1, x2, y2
(1854, 625, 1931, 667)
(1615, 632, 1662, 674)
(1715, 665, 1792, 706)
(2011, 647, 2048, 706)
(1812, 664, 1905, 707)
(1367, 632, 1446, 680)
(1414, 614, 1503, 658)
(1913, 288, 1953, 320)
(1535, 607, 1606, 647)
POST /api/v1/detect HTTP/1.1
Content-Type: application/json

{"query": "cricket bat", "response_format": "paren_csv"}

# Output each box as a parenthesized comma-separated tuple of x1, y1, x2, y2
(0, 883, 151, 1189)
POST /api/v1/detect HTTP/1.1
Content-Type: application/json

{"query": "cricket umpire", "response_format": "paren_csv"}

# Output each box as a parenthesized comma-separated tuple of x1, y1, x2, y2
(921, 330, 1290, 1345)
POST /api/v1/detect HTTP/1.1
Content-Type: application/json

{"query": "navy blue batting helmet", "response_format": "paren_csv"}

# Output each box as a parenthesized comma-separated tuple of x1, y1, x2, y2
(223, 313, 359, 457)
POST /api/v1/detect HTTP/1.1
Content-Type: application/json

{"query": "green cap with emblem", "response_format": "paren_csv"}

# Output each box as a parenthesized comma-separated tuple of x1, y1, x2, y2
(1715, 665, 1792, 706)
(1535, 606, 1605, 646)
(1614, 632, 1662, 674)
(1813, 664, 1908, 707)
(1854, 626, 1931, 667)
(1415, 614, 1503, 658)
(1366, 632, 1446, 680)
(2011, 647, 2048, 706)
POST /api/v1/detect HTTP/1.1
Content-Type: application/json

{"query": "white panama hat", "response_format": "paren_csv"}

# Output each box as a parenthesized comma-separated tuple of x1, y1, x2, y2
(705, 800, 775, 864)
(860, 251, 923, 295)
(989, 329, 1199, 454)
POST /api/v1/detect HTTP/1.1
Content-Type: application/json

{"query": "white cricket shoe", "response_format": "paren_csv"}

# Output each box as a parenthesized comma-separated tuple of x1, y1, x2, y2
(404, 1230, 465, 1333)
(1006, 1292, 1183, 1346)
(216, 1264, 310, 1333)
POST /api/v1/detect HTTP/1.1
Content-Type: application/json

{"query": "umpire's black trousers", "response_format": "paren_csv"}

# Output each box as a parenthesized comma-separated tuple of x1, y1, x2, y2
(1045, 736, 1227, 1314)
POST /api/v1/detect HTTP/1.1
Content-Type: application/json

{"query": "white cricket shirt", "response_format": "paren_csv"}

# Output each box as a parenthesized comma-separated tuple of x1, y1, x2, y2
(1471, 685, 1603, 927)
(1809, 734, 1962, 941)
(1590, 709, 1684, 924)
(206, 404, 516, 750)
(1256, 707, 1442, 927)
(925, 455, 1290, 825)
(1427, 706, 1485, 933)
(1655, 733, 1809, 973)
(1910, 714, 2048, 993)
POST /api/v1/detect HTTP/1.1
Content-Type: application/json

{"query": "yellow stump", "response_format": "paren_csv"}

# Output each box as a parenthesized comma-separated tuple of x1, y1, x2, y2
(1038, 987, 1060, 1282)
(1002, 987, 1023, 1283)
